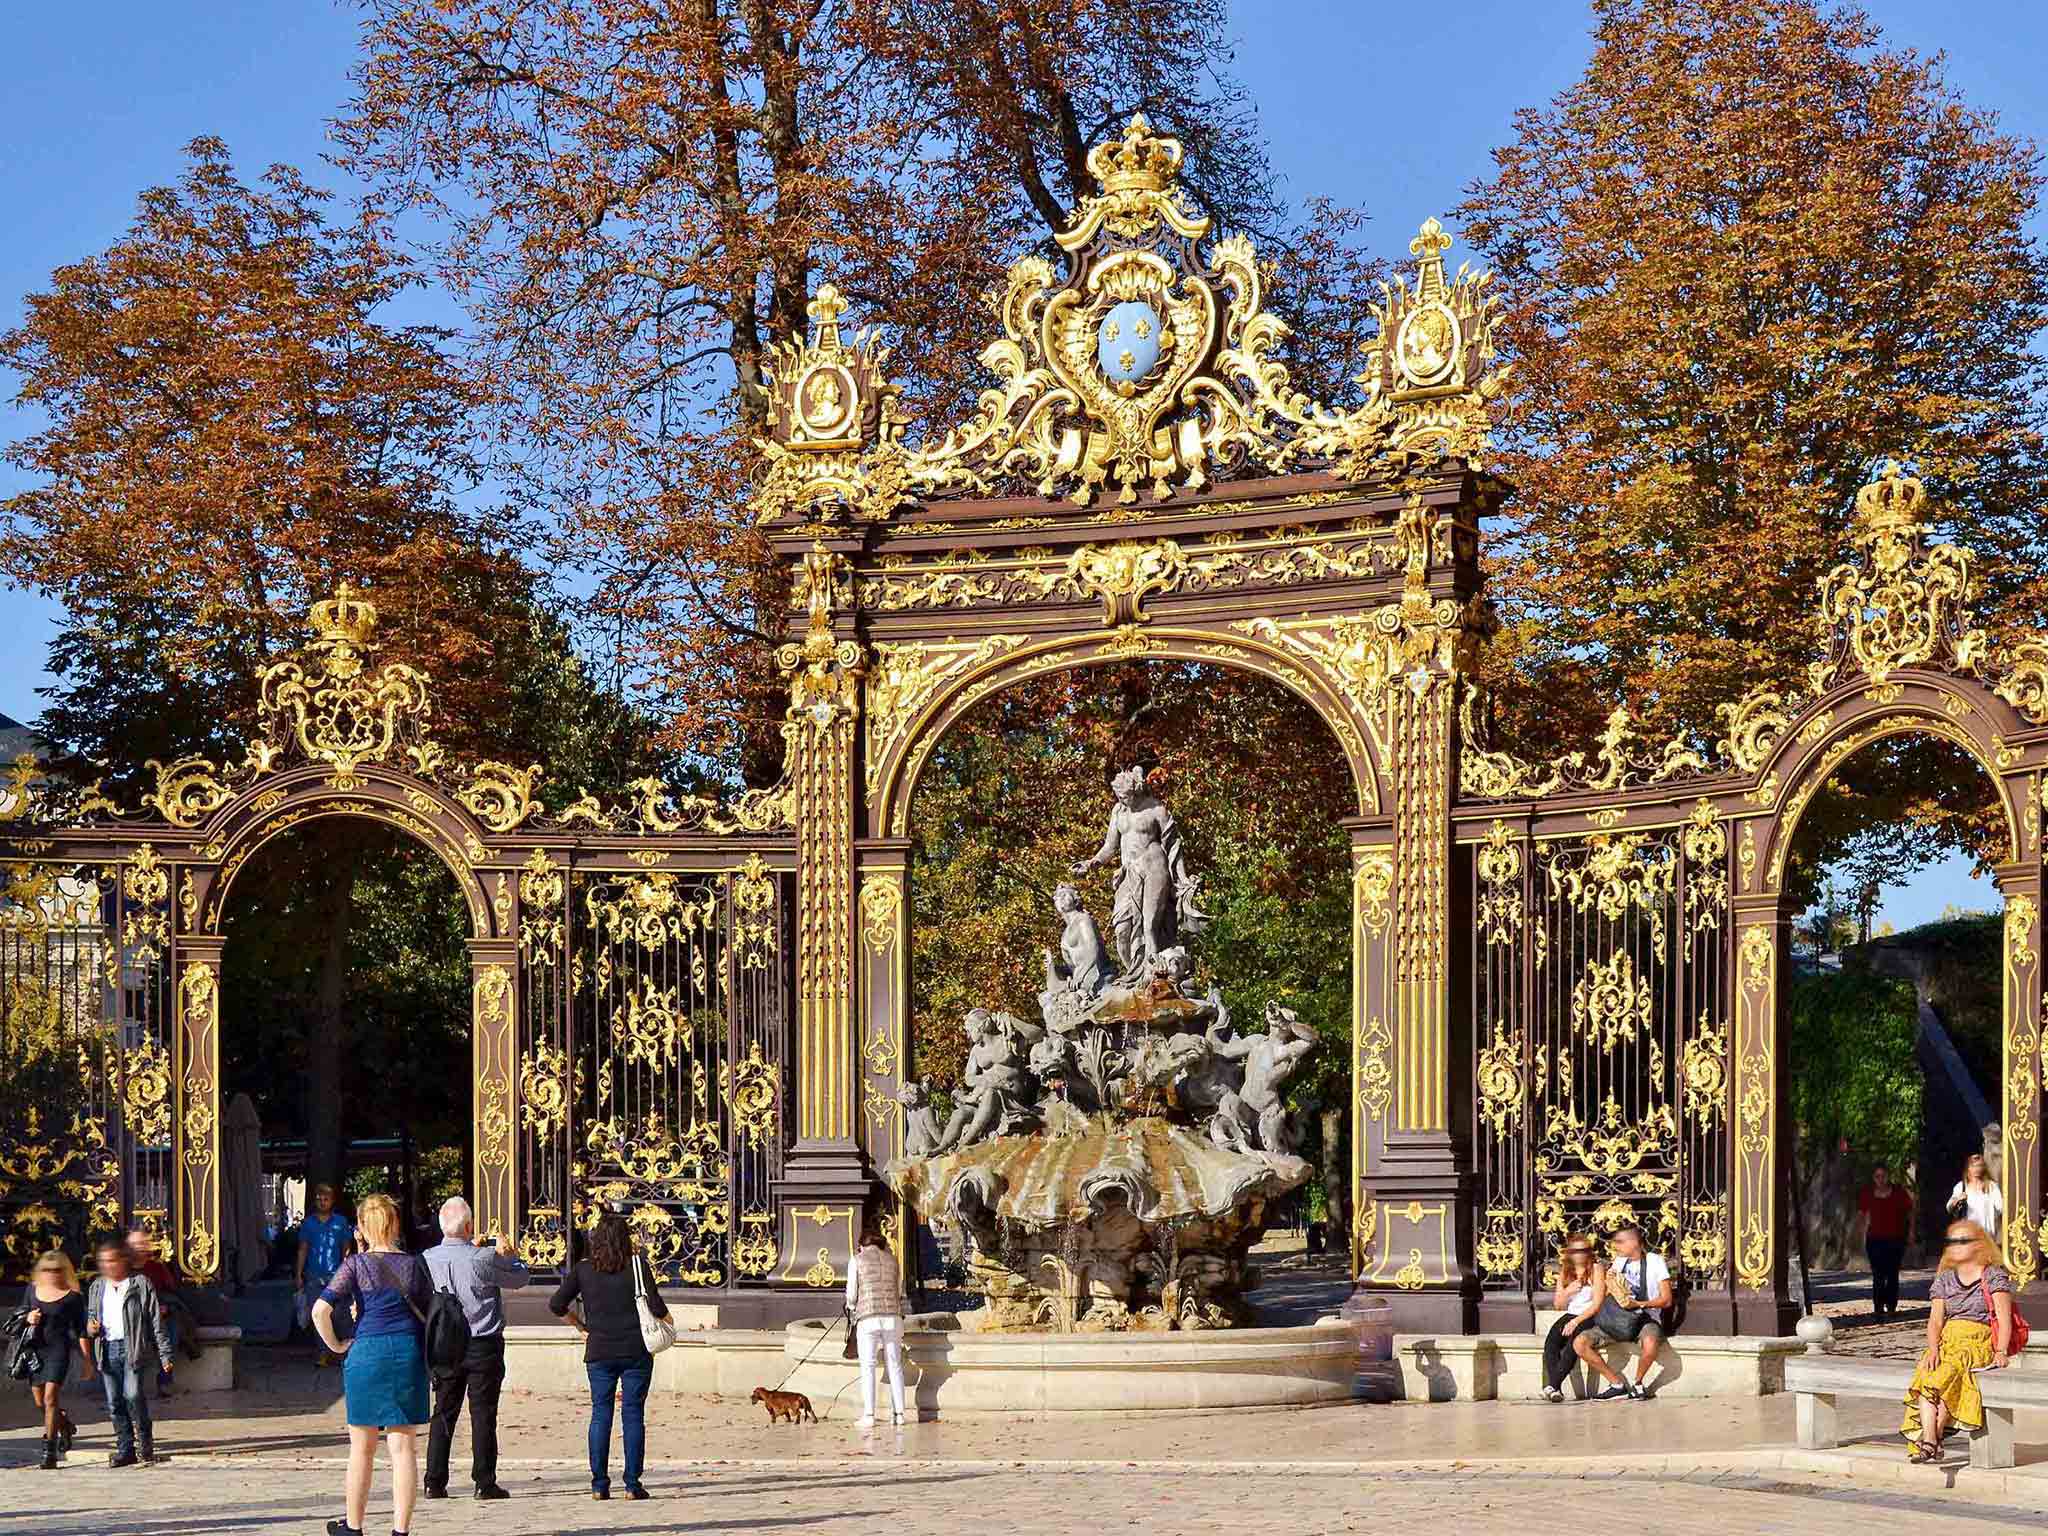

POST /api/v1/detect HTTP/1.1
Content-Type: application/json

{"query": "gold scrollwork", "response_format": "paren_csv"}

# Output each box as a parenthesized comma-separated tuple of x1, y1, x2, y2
(1475, 1021, 1524, 1137)
(121, 1037, 174, 1145)
(1392, 1250, 1428, 1291)
(144, 757, 234, 828)
(1679, 1203, 1727, 1279)
(865, 636, 1024, 797)
(730, 855, 779, 970)
(519, 1041, 578, 1142)
(1736, 1213, 1770, 1290)
(457, 760, 544, 833)
(1476, 1208, 1526, 1282)
(1547, 834, 1674, 961)
(1476, 821, 1523, 945)
(1571, 952, 1652, 1053)
(518, 848, 566, 961)
(474, 965, 515, 1174)
(858, 872, 902, 959)
(733, 1210, 779, 1279)
(258, 584, 434, 788)
(611, 980, 683, 1070)
(1681, 1018, 1729, 1128)
(1354, 851, 1394, 940)
(804, 1248, 838, 1288)
(1814, 463, 1984, 689)
(1356, 1015, 1393, 1124)
(719, 1041, 781, 1148)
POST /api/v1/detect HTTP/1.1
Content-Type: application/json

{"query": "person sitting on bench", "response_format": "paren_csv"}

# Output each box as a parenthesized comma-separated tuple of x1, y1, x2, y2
(1584, 1224, 1671, 1400)
(1541, 1232, 1617, 1401)
(1902, 1219, 2014, 1463)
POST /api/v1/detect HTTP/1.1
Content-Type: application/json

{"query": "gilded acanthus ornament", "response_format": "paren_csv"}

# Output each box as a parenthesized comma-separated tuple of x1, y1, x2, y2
(755, 284, 911, 523)
(777, 543, 864, 729)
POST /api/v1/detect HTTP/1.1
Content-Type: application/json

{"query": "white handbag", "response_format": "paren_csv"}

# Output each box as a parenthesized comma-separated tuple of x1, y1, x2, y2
(632, 1254, 677, 1355)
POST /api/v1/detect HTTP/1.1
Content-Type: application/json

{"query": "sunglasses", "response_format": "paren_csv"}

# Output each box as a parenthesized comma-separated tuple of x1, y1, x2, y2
(1943, 1237, 1976, 1247)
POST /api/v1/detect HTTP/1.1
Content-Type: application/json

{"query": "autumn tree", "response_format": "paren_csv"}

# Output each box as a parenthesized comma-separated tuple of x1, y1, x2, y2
(0, 140, 665, 1186)
(337, 0, 1387, 775)
(1458, 0, 2048, 881)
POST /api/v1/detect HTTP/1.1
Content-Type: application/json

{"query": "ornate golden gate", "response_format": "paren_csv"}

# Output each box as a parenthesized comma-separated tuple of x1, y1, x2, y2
(5, 115, 2042, 1333)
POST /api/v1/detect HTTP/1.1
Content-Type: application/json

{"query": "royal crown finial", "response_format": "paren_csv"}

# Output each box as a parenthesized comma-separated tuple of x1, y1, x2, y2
(1088, 114, 1184, 196)
(309, 582, 378, 650)
(1855, 459, 1927, 534)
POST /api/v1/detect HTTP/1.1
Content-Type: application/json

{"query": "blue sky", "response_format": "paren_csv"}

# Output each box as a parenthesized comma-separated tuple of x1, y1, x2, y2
(1, 0, 2038, 924)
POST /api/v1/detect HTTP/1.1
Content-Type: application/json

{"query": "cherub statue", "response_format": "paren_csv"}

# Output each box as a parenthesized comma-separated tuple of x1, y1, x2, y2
(897, 1078, 943, 1159)
(1071, 765, 1208, 979)
(931, 1008, 1043, 1152)
(1203, 1002, 1317, 1154)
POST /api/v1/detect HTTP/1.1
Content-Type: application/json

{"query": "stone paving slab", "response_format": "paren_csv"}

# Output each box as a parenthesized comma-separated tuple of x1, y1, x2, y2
(4, 1458, 2047, 1536)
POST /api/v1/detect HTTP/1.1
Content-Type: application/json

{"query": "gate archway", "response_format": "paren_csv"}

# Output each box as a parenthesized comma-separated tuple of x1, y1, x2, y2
(0, 585, 797, 1314)
(14, 112, 2038, 1340)
(1459, 465, 2048, 1335)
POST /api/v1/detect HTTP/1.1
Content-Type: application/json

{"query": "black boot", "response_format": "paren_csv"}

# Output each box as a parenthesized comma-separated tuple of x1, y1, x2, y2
(138, 1434, 156, 1465)
(39, 1437, 58, 1471)
(58, 1410, 76, 1450)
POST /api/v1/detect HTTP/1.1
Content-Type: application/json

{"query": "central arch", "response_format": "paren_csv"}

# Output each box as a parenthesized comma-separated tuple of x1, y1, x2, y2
(869, 628, 1386, 842)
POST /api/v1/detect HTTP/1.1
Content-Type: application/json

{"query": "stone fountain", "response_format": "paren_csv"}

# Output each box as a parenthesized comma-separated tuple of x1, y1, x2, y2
(885, 766, 1319, 1334)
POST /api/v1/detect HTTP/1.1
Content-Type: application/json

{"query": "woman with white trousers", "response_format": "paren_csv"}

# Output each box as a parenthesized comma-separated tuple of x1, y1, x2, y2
(845, 1226, 907, 1429)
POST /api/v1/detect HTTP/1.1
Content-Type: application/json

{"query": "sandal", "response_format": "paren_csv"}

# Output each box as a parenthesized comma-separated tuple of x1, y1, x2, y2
(1908, 1439, 1939, 1463)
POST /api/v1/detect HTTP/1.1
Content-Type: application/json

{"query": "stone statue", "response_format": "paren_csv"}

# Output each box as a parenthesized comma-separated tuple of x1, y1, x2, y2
(1071, 765, 1208, 979)
(932, 1008, 1043, 1152)
(1040, 883, 1112, 1011)
(1204, 1002, 1317, 1154)
(897, 1078, 942, 1159)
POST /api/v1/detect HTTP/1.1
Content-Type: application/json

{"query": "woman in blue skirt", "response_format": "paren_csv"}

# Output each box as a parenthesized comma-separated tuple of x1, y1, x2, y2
(313, 1193, 430, 1536)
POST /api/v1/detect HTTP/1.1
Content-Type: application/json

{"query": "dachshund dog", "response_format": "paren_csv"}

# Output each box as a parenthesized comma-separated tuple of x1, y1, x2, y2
(751, 1386, 818, 1424)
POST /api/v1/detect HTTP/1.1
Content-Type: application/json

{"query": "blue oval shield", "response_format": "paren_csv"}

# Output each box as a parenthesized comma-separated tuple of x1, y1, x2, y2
(1097, 300, 1162, 387)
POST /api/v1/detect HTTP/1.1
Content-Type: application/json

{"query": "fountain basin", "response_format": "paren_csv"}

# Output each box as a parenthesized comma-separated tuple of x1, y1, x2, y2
(776, 1311, 1358, 1414)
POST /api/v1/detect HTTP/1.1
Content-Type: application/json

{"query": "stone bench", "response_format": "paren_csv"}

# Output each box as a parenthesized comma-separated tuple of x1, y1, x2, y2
(1395, 1314, 1802, 1401)
(1787, 1354, 2048, 1469)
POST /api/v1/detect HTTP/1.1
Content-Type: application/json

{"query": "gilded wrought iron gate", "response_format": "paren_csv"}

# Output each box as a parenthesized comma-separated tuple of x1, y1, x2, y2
(518, 859, 790, 1288)
(1467, 809, 1732, 1309)
(0, 855, 170, 1271)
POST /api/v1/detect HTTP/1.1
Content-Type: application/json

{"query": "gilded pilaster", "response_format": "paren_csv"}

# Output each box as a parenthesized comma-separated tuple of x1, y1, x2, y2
(1997, 865, 2042, 1290)
(470, 945, 518, 1240)
(1727, 902, 1793, 1333)
(171, 941, 223, 1280)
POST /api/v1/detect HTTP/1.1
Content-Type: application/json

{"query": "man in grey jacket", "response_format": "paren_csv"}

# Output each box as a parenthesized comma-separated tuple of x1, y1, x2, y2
(422, 1196, 530, 1500)
(85, 1232, 174, 1466)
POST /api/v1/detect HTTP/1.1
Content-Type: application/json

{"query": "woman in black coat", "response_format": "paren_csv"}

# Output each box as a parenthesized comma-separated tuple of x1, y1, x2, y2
(550, 1214, 668, 1500)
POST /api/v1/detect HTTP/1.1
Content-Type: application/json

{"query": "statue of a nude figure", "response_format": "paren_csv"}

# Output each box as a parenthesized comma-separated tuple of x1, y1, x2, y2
(1041, 883, 1112, 1004)
(1207, 1002, 1317, 1154)
(1071, 765, 1206, 979)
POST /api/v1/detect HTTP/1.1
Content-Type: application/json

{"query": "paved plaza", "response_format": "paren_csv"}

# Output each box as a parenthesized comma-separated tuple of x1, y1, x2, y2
(7, 1383, 2048, 1535)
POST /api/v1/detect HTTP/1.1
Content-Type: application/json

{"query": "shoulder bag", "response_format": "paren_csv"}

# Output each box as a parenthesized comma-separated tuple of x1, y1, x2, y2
(632, 1254, 677, 1355)
(1985, 1275, 2032, 1353)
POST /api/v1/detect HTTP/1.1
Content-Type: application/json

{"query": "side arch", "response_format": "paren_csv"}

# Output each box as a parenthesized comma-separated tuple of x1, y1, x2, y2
(867, 627, 1385, 839)
(1737, 668, 2044, 1297)
(200, 763, 496, 938)
(1752, 673, 2028, 898)
(178, 762, 515, 1268)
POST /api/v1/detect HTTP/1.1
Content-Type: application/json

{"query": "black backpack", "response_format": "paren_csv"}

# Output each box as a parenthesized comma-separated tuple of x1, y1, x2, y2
(424, 1281, 471, 1371)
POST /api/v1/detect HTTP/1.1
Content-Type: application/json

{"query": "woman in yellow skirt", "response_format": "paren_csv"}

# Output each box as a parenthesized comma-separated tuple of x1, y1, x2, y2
(1902, 1219, 2016, 1462)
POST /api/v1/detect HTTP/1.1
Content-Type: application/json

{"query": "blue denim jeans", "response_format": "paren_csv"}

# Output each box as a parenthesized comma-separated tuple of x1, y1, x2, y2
(584, 1355, 652, 1492)
(102, 1340, 153, 1457)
